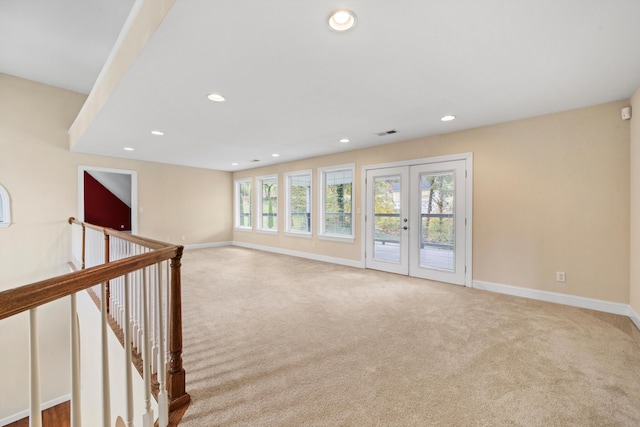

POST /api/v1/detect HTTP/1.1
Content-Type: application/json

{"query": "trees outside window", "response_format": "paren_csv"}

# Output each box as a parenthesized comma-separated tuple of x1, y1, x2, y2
(319, 165, 354, 239)
(258, 175, 278, 232)
(234, 178, 252, 229)
(285, 171, 311, 235)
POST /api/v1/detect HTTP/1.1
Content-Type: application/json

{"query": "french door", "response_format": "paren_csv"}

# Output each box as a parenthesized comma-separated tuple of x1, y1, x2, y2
(365, 160, 468, 285)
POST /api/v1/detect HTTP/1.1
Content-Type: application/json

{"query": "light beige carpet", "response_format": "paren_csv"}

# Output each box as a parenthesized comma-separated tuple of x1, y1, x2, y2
(178, 247, 640, 426)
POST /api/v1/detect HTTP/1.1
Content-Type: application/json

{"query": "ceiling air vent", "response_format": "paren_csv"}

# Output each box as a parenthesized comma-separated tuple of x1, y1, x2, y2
(377, 129, 398, 136)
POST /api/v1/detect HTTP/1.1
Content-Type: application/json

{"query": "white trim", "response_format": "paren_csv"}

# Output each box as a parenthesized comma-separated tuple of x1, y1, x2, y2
(473, 280, 631, 316)
(630, 306, 640, 331)
(234, 177, 253, 230)
(256, 229, 278, 235)
(360, 152, 473, 286)
(0, 394, 71, 426)
(318, 234, 355, 243)
(317, 164, 355, 239)
(284, 169, 313, 235)
(256, 174, 279, 232)
(364, 153, 473, 171)
(183, 241, 232, 251)
(284, 231, 313, 239)
(0, 183, 10, 227)
(233, 241, 364, 269)
(78, 166, 138, 234)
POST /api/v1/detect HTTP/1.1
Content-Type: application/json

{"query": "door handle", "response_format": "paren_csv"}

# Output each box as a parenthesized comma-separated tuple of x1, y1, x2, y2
(403, 226, 408, 230)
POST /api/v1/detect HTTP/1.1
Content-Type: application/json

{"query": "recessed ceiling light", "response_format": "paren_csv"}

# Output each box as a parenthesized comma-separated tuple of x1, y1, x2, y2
(272, 153, 280, 157)
(441, 115, 456, 122)
(151, 130, 164, 136)
(124, 147, 134, 151)
(207, 93, 226, 102)
(328, 10, 357, 32)
(340, 138, 350, 143)
(231, 162, 239, 166)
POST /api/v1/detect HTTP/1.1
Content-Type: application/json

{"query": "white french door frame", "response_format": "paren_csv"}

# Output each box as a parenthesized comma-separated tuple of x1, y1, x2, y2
(361, 153, 473, 287)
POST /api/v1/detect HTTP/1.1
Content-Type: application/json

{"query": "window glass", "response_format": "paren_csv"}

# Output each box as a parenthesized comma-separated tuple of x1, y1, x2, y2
(235, 179, 252, 229)
(258, 176, 278, 231)
(286, 172, 311, 233)
(0, 184, 9, 227)
(321, 168, 353, 237)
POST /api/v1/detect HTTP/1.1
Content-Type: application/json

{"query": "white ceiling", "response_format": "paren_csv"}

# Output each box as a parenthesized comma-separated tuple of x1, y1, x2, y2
(3, 0, 640, 171)
(0, 0, 134, 94)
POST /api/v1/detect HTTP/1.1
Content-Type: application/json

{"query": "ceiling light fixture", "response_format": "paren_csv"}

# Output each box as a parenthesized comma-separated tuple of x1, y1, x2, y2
(207, 93, 226, 102)
(328, 10, 357, 32)
(231, 162, 239, 166)
(124, 147, 134, 151)
(272, 153, 280, 157)
(339, 138, 350, 143)
(151, 130, 164, 136)
(441, 115, 456, 122)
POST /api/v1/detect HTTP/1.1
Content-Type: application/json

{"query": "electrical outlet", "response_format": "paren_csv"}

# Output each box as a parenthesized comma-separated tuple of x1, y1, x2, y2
(556, 272, 566, 282)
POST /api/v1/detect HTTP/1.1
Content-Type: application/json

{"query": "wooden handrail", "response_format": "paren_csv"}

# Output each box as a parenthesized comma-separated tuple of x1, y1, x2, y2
(2, 218, 191, 418)
(69, 217, 170, 250)
(0, 246, 179, 321)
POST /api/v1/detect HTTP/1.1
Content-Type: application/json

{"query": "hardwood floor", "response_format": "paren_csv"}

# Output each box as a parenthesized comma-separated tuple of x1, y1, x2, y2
(6, 401, 70, 427)
(7, 400, 187, 426)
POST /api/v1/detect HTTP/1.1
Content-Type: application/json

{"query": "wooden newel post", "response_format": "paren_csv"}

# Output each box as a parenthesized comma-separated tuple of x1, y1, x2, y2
(167, 246, 190, 410)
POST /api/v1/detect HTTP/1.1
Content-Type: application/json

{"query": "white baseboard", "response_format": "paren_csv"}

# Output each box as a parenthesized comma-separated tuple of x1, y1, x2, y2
(473, 280, 631, 317)
(183, 241, 232, 251)
(0, 394, 71, 426)
(232, 241, 365, 269)
(630, 306, 640, 331)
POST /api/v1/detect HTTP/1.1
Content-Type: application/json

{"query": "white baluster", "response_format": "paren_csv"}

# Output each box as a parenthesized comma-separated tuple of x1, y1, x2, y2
(142, 268, 154, 427)
(101, 283, 111, 427)
(124, 274, 134, 427)
(70, 294, 81, 427)
(29, 308, 42, 427)
(150, 266, 159, 375)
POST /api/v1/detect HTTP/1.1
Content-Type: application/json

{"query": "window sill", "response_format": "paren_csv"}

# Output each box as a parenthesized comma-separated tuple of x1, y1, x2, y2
(257, 229, 278, 235)
(234, 227, 253, 232)
(318, 234, 354, 243)
(284, 231, 312, 239)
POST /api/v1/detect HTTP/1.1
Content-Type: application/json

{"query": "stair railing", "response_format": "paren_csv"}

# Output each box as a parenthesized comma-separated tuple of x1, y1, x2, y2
(0, 218, 190, 426)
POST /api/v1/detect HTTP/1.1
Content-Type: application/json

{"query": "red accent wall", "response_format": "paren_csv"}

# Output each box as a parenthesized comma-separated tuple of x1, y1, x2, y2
(84, 172, 131, 231)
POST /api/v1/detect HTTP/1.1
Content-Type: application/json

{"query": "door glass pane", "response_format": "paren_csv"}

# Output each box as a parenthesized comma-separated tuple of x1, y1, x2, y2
(419, 171, 455, 271)
(373, 175, 401, 263)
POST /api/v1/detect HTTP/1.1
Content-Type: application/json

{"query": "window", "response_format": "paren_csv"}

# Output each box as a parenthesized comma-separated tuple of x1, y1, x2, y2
(0, 184, 10, 228)
(319, 165, 354, 240)
(285, 170, 312, 235)
(234, 178, 252, 229)
(257, 175, 278, 232)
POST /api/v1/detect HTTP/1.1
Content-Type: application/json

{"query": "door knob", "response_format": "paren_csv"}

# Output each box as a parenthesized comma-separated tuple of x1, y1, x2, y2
(403, 226, 408, 230)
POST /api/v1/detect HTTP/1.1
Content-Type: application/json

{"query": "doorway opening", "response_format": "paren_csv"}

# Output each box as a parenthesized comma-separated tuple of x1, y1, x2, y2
(78, 166, 138, 234)
(362, 154, 472, 286)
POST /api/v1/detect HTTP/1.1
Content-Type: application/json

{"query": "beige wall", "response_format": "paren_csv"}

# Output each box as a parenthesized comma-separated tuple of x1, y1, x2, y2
(630, 88, 640, 317)
(0, 74, 232, 418)
(234, 100, 630, 304)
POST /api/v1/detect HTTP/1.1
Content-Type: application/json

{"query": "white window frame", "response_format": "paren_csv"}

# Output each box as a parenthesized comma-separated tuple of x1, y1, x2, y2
(318, 164, 355, 242)
(234, 178, 253, 231)
(257, 175, 278, 233)
(285, 170, 312, 237)
(0, 184, 11, 228)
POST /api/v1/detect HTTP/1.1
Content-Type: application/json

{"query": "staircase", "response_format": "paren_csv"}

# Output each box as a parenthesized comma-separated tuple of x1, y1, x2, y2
(0, 218, 190, 426)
